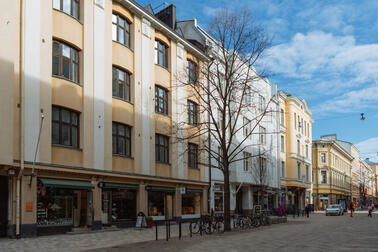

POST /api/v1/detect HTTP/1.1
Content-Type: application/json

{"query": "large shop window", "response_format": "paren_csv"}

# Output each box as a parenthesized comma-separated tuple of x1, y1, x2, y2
(214, 192, 224, 213)
(182, 191, 201, 215)
(112, 122, 131, 157)
(187, 100, 198, 126)
(37, 182, 74, 226)
(154, 40, 168, 68)
(112, 66, 131, 102)
(52, 40, 79, 84)
(52, 106, 80, 148)
(102, 190, 136, 223)
(53, 0, 79, 20)
(112, 13, 130, 47)
(187, 59, 197, 84)
(188, 143, 198, 169)
(155, 134, 169, 163)
(155, 86, 168, 115)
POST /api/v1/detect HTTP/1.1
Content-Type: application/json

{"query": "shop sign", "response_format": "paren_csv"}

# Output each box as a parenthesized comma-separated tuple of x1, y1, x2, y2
(180, 187, 186, 194)
(213, 185, 223, 192)
(26, 202, 33, 212)
(312, 193, 317, 197)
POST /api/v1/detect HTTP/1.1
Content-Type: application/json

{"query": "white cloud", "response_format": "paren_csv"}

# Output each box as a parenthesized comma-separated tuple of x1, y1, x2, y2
(356, 137, 378, 163)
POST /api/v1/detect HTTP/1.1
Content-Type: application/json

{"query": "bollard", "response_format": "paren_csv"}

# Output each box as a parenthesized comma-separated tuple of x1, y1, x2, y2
(190, 221, 192, 238)
(168, 220, 171, 239)
(200, 218, 203, 236)
(155, 221, 158, 241)
(179, 220, 182, 240)
(166, 221, 168, 241)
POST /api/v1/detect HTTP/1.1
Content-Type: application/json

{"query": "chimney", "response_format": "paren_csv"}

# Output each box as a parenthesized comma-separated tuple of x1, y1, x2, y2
(155, 4, 176, 29)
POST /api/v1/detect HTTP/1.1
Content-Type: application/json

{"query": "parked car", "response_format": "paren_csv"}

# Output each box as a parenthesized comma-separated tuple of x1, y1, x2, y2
(326, 204, 344, 216)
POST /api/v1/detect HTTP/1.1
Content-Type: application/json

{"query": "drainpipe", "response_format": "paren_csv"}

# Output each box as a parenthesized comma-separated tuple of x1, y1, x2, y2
(16, 0, 25, 238)
(207, 56, 214, 213)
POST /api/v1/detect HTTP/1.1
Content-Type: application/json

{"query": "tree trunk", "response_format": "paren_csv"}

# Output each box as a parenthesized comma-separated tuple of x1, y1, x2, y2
(223, 164, 231, 231)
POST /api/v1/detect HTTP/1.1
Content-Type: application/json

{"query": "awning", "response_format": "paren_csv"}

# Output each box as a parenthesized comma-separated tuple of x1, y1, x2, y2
(145, 185, 175, 193)
(103, 182, 139, 190)
(39, 178, 94, 190)
(186, 188, 203, 194)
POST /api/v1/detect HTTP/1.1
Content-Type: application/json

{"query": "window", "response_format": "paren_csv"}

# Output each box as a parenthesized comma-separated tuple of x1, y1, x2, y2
(281, 135, 285, 152)
(259, 95, 266, 112)
(244, 86, 251, 104)
(155, 134, 169, 163)
(53, 0, 79, 20)
(259, 157, 266, 172)
(187, 60, 197, 84)
(112, 13, 130, 47)
(321, 171, 327, 184)
(52, 106, 79, 148)
(320, 152, 327, 164)
(243, 152, 251, 171)
(112, 122, 131, 157)
(112, 67, 131, 102)
(218, 146, 222, 168)
(297, 139, 300, 155)
(243, 117, 251, 138)
(294, 113, 297, 130)
(155, 40, 168, 68)
(298, 115, 300, 130)
(155, 86, 168, 114)
(301, 118, 304, 134)
(280, 109, 284, 125)
(188, 143, 198, 169)
(52, 40, 79, 83)
(306, 165, 309, 182)
(259, 126, 266, 145)
(306, 145, 309, 158)
(281, 161, 285, 178)
(187, 100, 198, 126)
(297, 162, 301, 179)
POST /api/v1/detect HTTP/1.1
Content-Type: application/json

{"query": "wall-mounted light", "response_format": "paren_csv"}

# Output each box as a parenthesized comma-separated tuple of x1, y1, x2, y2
(8, 169, 15, 176)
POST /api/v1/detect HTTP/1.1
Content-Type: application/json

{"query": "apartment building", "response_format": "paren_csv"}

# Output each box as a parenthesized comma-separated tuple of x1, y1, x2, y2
(312, 135, 353, 210)
(176, 19, 281, 214)
(279, 91, 313, 211)
(0, 0, 209, 238)
(365, 158, 378, 205)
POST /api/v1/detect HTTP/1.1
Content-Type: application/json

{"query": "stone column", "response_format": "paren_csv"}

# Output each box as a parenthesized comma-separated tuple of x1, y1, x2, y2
(20, 175, 37, 237)
(137, 182, 148, 215)
(174, 186, 182, 218)
(92, 180, 102, 230)
(201, 188, 208, 214)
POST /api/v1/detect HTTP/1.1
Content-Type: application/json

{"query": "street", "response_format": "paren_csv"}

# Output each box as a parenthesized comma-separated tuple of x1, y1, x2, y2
(93, 213, 378, 252)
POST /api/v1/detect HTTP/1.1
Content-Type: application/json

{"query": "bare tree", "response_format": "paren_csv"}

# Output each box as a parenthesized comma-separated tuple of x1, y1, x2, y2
(174, 8, 273, 231)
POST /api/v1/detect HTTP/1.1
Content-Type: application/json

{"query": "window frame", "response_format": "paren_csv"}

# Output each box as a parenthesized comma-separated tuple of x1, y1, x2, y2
(52, 40, 80, 84)
(155, 86, 168, 115)
(53, 0, 80, 20)
(297, 162, 301, 179)
(112, 13, 131, 48)
(52, 105, 80, 148)
(112, 66, 131, 102)
(321, 170, 327, 184)
(155, 134, 169, 164)
(281, 161, 285, 178)
(187, 100, 198, 126)
(155, 40, 169, 68)
(259, 126, 266, 145)
(281, 135, 285, 152)
(188, 143, 198, 169)
(112, 122, 132, 157)
(320, 152, 327, 164)
(187, 59, 198, 84)
(243, 152, 251, 171)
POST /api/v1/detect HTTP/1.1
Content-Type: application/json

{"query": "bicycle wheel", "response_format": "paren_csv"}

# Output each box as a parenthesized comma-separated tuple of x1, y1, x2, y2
(205, 222, 213, 234)
(190, 220, 200, 234)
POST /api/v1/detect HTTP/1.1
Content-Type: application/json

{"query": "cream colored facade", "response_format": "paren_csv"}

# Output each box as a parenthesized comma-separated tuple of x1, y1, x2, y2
(0, 0, 208, 238)
(312, 136, 353, 210)
(365, 160, 378, 204)
(278, 91, 312, 210)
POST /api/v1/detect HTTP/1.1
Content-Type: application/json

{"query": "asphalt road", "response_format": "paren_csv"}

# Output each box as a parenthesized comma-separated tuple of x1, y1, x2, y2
(92, 213, 378, 252)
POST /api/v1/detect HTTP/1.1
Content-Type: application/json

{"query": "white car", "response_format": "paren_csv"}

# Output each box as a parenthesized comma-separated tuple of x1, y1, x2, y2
(326, 204, 344, 216)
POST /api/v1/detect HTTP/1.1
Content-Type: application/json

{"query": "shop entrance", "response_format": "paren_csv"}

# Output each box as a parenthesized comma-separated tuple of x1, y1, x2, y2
(235, 188, 243, 214)
(0, 176, 8, 237)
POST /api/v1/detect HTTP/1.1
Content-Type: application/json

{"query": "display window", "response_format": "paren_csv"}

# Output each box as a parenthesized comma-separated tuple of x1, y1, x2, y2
(102, 189, 137, 223)
(214, 193, 224, 212)
(37, 183, 74, 227)
(148, 192, 165, 216)
(182, 193, 201, 215)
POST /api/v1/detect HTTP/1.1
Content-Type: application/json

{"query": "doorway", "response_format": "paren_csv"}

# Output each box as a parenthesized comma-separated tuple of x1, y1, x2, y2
(0, 176, 8, 237)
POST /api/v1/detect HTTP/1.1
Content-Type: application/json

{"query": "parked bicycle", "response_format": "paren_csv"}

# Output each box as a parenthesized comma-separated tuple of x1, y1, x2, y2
(190, 215, 224, 235)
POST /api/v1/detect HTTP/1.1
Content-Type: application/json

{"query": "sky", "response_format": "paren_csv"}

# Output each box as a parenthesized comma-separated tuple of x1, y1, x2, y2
(138, 0, 378, 162)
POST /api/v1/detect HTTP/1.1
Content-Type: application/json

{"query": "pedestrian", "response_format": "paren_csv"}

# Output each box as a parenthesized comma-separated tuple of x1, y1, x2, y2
(349, 202, 354, 217)
(368, 204, 372, 217)
(305, 204, 310, 218)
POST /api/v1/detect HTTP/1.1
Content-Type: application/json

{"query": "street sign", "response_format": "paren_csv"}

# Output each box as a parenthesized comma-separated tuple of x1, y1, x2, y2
(312, 193, 317, 197)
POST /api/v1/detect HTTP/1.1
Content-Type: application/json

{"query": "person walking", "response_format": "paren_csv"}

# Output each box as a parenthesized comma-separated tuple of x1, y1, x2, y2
(368, 204, 372, 217)
(305, 204, 310, 218)
(349, 202, 354, 217)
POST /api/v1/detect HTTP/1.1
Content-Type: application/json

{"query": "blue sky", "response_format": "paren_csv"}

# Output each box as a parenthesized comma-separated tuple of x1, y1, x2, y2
(138, 0, 378, 161)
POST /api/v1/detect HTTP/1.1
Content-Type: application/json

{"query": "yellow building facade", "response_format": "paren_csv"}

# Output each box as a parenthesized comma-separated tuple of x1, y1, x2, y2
(312, 136, 353, 210)
(279, 91, 313, 211)
(0, 0, 208, 238)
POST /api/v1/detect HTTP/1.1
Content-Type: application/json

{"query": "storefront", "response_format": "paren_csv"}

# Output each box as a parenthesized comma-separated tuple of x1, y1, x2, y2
(0, 176, 8, 237)
(213, 184, 224, 214)
(146, 186, 175, 220)
(37, 178, 94, 234)
(101, 182, 138, 227)
(182, 189, 201, 218)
